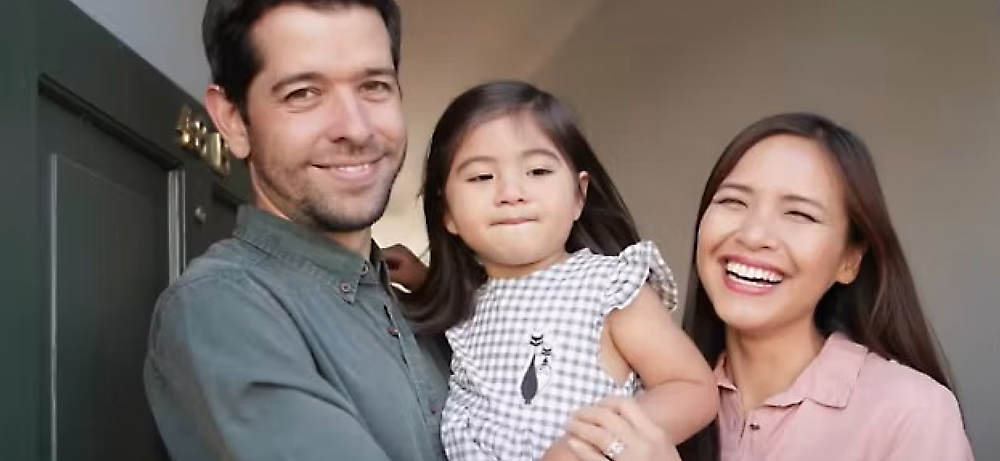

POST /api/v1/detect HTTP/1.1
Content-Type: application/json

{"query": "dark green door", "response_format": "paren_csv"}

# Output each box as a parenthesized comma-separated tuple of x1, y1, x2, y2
(0, 0, 248, 459)
(40, 91, 171, 461)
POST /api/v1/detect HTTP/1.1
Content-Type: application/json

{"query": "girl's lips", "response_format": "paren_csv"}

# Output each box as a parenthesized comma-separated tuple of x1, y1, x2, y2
(493, 217, 535, 226)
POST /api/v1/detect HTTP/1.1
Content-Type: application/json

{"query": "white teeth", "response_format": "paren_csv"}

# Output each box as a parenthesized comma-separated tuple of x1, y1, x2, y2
(726, 261, 783, 283)
(335, 163, 372, 172)
(730, 277, 771, 288)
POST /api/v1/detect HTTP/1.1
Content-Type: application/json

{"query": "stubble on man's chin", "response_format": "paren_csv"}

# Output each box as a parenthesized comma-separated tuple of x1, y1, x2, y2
(297, 167, 400, 234)
(301, 197, 387, 233)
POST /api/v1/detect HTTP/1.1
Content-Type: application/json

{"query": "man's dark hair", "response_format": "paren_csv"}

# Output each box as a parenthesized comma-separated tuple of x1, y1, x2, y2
(202, 0, 401, 117)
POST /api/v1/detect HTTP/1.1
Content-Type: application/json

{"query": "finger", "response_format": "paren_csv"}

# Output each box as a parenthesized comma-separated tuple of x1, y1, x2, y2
(573, 403, 633, 439)
(570, 407, 641, 460)
(592, 396, 628, 414)
(565, 415, 618, 454)
(596, 397, 662, 441)
(566, 436, 614, 461)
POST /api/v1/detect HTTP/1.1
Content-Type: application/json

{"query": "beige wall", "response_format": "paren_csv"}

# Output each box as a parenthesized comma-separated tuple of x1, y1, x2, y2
(531, 0, 1000, 457)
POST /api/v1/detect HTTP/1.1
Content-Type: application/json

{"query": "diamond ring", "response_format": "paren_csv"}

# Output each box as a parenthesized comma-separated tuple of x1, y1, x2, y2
(603, 439, 626, 460)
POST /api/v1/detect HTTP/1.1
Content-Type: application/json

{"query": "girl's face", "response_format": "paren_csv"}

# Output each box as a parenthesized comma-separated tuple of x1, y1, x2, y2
(443, 113, 588, 278)
(696, 135, 865, 340)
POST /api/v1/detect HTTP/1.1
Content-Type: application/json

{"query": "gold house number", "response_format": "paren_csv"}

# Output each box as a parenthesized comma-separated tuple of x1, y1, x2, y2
(176, 105, 231, 176)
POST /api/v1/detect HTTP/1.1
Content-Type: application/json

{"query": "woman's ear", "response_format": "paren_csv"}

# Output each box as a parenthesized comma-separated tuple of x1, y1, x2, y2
(205, 84, 251, 159)
(836, 243, 867, 284)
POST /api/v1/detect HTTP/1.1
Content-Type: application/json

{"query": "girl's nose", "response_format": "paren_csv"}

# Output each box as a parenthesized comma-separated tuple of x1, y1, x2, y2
(495, 175, 526, 205)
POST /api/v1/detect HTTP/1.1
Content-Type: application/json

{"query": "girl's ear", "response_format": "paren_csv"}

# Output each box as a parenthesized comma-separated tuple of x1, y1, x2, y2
(444, 208, 458, 235)
(574, 171, 590, 220)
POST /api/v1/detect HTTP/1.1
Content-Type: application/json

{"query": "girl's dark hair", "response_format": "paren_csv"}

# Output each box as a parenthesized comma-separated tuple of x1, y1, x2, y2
(678, 112, 953, 461)
(402, 80, 640, 334)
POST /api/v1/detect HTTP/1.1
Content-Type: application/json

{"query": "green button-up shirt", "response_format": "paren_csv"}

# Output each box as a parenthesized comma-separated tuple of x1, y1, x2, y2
(144, 205, 449, 461)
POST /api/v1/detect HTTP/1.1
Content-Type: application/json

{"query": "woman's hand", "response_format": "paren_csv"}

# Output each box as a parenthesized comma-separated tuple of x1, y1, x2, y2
(563, 397, 680, 461)
(382, 244, 429, 292)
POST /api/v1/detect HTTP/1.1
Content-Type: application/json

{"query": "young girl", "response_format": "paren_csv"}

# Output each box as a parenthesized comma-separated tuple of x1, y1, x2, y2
(400, 80, 718, 461)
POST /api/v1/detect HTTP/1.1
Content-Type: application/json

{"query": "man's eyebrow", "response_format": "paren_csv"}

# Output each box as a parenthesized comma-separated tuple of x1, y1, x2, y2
(362, 66, 398, 79)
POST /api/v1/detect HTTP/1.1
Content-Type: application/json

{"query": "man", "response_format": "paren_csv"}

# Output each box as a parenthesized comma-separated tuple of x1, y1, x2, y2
(143, 1, 449, 459)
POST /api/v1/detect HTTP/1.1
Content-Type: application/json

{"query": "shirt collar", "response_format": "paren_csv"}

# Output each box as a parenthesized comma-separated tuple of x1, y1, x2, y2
(232, 205, 387, 295)
(714, 332, 868, 409)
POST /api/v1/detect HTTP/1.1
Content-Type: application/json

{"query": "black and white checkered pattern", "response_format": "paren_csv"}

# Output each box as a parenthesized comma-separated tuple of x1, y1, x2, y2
(441, 241, 678, 461)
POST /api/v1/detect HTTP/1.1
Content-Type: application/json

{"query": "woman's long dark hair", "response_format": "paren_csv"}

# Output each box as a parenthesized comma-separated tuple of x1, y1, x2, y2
(677, 113, 954, 461)
(401, 80, 640, 334)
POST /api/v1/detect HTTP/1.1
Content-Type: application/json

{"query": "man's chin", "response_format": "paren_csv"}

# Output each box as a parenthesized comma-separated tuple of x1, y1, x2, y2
(313, 218, 376, 234)
(306, 205, 388, 234)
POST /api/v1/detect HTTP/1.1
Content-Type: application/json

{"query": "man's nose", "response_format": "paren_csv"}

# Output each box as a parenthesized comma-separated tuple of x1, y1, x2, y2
(324, 88, 374, 146)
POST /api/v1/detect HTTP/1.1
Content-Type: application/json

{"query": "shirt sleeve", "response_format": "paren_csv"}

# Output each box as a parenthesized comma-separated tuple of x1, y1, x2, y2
(602, 240, 679, 315)
(884, 389, 975, 461)
(144, 273, 395, 461)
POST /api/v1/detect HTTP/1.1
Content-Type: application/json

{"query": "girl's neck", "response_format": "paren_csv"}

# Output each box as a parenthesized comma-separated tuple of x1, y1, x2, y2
(482, 250, 572, 279)
(724, 323, 825, 412)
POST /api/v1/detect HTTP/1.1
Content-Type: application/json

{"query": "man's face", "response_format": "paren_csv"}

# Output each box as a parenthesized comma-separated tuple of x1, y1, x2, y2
(236, 4, 406, 233)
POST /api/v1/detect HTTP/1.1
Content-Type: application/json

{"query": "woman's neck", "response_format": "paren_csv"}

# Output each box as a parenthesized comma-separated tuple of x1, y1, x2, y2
(724, 323, 825, 412)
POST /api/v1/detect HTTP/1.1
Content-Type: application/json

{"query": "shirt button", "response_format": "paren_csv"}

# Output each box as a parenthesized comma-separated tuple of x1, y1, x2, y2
(429, 405, 438, 415)
(748, 423, 761, 431)
(361, 264, 370, 275)
(386, 325, 399, 337)
(340, 283, 352, 293)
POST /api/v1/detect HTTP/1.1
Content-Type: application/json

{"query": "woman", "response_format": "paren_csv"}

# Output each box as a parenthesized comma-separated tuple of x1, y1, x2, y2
(563, 112, 973, 461)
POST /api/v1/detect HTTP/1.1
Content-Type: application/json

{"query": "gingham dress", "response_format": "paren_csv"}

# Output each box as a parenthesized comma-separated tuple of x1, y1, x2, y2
(441, 240, 678, 461)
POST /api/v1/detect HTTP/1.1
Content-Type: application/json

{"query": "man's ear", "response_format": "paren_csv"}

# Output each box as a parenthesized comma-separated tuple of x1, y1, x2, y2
(574, 171, 590, 220)
(205, 84, 251, 159)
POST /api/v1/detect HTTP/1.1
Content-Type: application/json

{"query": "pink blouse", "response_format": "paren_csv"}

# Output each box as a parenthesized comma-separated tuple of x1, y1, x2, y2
(716, 333, 974, 461)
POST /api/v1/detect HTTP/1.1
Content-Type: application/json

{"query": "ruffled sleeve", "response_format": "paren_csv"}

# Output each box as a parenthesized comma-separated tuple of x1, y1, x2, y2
(602, 240, 678, 316)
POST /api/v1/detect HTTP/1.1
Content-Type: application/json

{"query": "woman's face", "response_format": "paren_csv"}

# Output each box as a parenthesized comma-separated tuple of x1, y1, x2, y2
(696, 134, 865, 339)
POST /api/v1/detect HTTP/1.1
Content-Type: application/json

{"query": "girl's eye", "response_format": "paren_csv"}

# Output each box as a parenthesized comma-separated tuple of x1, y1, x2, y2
(468, 174, 493, 182)
(787, 210, 819, 223)
(528, 168, 553, 176)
